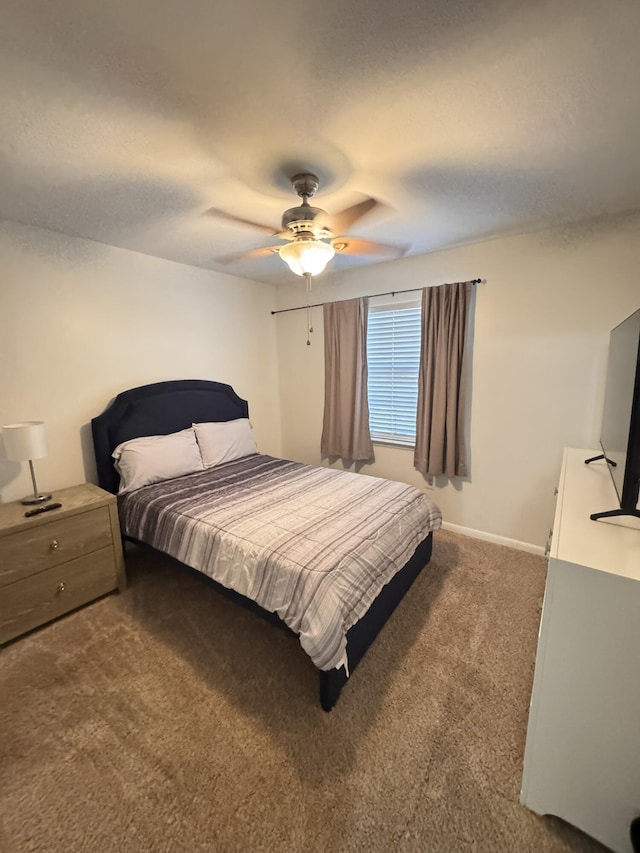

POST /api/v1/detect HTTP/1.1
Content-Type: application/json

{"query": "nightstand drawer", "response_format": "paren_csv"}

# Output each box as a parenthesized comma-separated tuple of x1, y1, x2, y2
(0, 506, 112, 587)
(0, 547, 117, 643)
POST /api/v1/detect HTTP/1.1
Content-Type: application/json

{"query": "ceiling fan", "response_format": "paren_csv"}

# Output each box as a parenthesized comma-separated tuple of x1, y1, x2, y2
(205, 173, 407, 277)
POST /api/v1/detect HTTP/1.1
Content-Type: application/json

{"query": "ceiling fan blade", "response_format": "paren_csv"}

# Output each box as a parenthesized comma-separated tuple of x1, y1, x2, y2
(214, 245, 281, 265)
(328, 198, 381, 234)
(331, 237, 408, 258)
(203, 207, 277, 235)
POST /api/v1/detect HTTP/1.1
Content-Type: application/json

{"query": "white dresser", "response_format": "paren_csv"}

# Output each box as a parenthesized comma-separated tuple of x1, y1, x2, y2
(521, 448, 640, 852)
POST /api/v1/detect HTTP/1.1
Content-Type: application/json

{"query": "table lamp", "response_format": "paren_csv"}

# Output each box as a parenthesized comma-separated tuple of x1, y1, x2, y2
(2, 421, 52, 504)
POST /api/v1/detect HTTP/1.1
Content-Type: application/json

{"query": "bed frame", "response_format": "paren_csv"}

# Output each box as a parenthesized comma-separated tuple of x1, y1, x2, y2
(92, 379, 433, 710)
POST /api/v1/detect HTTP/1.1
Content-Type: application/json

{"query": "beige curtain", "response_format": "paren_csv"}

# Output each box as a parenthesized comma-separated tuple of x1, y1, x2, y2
(414, 281, 472, 477)
(321, 297, 374, 462)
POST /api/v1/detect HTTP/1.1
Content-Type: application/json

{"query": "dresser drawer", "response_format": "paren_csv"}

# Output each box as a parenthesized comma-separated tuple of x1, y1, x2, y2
(0, 507, 113, 587)
(0, 547, 117, 643)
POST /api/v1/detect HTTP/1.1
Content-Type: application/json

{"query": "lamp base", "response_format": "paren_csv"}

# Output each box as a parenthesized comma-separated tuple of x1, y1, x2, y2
(21, 493, 52, 505)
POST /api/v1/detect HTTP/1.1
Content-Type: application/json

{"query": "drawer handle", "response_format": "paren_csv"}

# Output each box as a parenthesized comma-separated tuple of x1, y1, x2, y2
(57, 582, 66, 594)
(50, 540, 60, 551)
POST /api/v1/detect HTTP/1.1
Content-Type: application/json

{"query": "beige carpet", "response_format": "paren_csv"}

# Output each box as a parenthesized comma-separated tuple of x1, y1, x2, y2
(0, 529, 606, 853)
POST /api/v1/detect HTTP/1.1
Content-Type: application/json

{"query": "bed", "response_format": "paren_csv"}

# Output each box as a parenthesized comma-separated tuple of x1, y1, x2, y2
(91, 379, 442, 710)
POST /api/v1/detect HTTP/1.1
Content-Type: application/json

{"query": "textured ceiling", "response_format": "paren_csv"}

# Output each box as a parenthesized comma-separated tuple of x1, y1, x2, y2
(1, 0, 639, 284)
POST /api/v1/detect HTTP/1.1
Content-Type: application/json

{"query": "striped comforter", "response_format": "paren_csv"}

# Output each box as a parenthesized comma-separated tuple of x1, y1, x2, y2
(118, 454, 442, 672)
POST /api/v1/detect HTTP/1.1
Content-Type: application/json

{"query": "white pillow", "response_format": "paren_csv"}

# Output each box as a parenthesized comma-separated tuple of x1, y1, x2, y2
(193, 419, 257, 468)
(112, 428, 204, 495)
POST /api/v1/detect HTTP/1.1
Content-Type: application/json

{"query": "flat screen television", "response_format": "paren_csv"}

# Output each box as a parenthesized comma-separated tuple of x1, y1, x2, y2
(586, 307, 640, 521)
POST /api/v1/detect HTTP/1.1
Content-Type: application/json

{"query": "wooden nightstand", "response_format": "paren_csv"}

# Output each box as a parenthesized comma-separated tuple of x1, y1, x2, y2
(0, 483, 125, 644)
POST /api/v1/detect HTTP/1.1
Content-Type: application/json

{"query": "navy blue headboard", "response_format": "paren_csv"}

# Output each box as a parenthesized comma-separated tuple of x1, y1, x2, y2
(91, 379, 249, 494)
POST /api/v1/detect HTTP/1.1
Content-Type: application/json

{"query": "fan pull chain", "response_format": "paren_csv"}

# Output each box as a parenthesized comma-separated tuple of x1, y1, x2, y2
(305, 273, 314, 345)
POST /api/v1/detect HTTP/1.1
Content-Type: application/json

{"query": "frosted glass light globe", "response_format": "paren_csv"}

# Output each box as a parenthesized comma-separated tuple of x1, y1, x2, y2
(279, 239, 335, 276)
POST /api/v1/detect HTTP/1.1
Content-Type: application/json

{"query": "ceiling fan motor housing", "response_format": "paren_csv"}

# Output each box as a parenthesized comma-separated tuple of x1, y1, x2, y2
(281, 205, 332, 238)
(281, 172, 333, 237)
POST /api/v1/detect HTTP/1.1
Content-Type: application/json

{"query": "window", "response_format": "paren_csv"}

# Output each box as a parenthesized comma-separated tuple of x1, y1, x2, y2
(367, 303, 421, 446)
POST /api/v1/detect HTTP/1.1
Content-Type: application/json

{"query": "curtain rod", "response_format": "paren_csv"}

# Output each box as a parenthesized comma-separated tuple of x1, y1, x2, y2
(270, 278, 483, 316)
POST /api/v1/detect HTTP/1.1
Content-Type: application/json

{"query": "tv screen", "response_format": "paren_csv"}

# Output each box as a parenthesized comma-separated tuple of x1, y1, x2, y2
(599, 307, 640, 511)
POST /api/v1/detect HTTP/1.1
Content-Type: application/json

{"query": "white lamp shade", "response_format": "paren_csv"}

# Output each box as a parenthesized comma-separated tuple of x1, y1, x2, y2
(2, 421, 48, 461)
(279, 239, 335, 276)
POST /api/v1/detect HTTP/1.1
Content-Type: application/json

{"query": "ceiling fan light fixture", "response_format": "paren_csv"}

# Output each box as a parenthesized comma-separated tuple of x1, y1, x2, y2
(278, 238, 335, 277)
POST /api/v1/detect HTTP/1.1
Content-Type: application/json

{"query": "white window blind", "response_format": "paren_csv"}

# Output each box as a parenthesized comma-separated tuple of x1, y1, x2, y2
(367, 304, 422, 445)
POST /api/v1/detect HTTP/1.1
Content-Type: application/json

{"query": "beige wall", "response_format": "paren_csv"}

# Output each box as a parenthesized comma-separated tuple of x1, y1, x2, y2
(0, 220, 281, 503)
(275, 213, 640, 549)
(3, 214, 638, 548)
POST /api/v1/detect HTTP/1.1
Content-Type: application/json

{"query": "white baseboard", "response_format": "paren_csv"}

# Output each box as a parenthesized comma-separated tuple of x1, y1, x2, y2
(440, 521, 546, 556)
